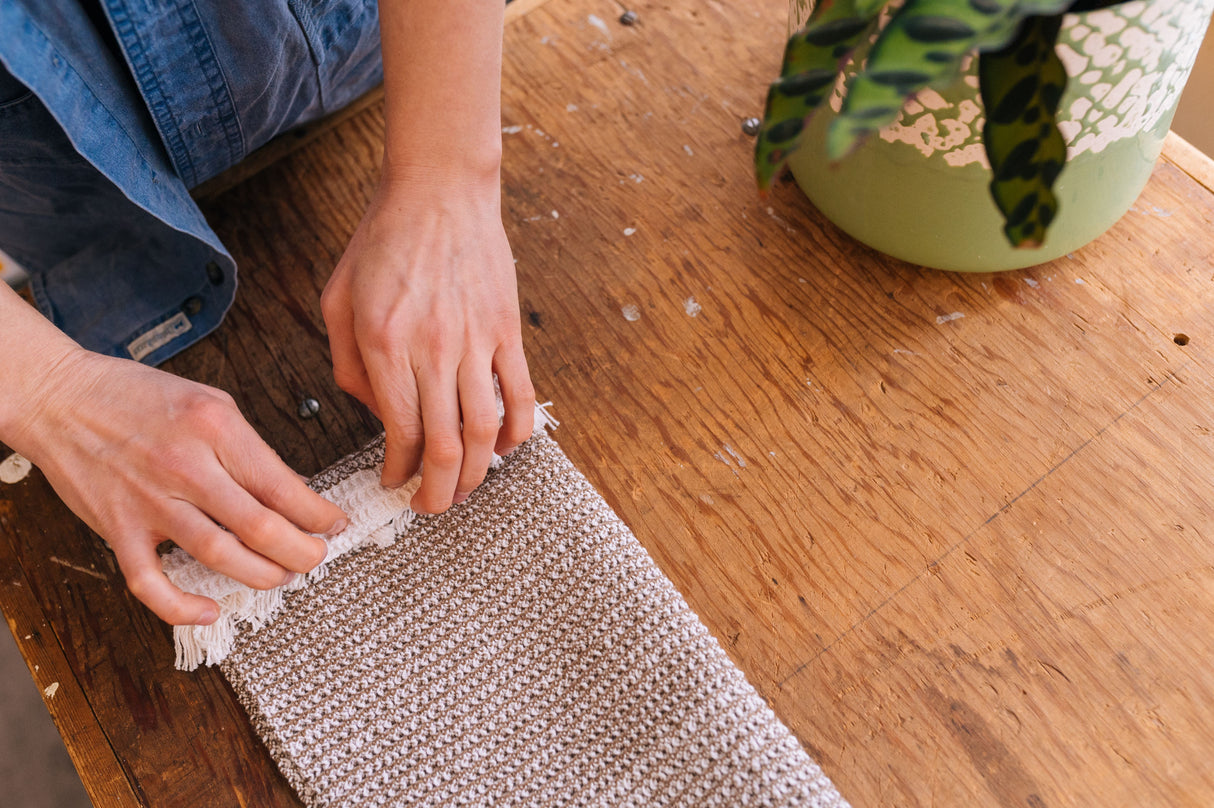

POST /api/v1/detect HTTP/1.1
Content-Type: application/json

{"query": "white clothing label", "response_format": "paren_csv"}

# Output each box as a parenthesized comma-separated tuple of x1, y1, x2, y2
(127, 312, 192, 361)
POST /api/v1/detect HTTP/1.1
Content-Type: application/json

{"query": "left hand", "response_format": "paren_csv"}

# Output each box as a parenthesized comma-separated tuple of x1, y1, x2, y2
(320, 172, 534, 513)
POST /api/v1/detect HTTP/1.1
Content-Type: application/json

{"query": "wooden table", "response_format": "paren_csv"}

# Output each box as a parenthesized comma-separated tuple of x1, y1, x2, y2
(4, 0, 1214, 804)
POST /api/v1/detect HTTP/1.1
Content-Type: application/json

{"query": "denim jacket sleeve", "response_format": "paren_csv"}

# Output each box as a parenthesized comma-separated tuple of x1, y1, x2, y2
(0, 0, 381, 366)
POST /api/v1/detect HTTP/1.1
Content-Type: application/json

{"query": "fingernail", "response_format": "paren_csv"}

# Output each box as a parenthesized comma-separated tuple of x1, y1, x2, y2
(453, 490, 470, 505)
(281, 571, 298, 587)
(325, 517, 348, 537)
(198, 608, 219, 626)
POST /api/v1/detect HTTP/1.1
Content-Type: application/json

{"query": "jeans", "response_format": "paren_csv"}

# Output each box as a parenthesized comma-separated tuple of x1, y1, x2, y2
(0, 0, 382, 364)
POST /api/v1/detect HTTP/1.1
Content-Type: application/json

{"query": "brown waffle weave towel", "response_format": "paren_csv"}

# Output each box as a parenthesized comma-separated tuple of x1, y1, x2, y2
(217, 430, 847, 807)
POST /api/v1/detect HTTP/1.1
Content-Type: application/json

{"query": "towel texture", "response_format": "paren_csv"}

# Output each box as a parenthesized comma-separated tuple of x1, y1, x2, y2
(203, 429, 845, 806)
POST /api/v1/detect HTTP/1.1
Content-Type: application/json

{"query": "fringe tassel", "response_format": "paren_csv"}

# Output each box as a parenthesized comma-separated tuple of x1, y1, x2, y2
(169, 400, 557, 671)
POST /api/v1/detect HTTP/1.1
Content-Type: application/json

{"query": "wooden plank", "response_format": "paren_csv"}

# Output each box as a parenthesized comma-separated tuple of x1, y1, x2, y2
(4, 0, 1214, 804)
(1162, 130, 1214, 195)
(780, 366, 1214, 805)
(0, 499, 141, 808)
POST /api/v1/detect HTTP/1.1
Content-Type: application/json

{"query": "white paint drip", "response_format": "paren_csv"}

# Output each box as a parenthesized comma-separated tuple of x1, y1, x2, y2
(1024, 278, 1040, 288)
(621, 304, 641, 321)
(43, 682, 59, 699)
(551, 210, 560, 219)
(566, 103, 579, 112)
(936, 312, 965, 324)
(682, 144, 694, 156)
(0, 452, 32, 483)
(587, 14, 611, 39)
(683, 297, 702, 317)
(623, 227, 637, 236)
(49, 556, 108, 581)
(722, 444, 747, 467)
(502, 125, 524, 134)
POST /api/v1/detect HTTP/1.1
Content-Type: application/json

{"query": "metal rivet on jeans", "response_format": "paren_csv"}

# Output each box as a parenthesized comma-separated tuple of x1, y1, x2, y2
(206, 261, 224, 285)
(181, 296, 203, 316)
(298, 397, 321, 419)
(741, 117, 762, 136)
(619, 10, 638, 25)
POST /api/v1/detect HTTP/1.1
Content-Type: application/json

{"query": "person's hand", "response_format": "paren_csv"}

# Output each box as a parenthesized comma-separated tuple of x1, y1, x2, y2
(320, 173, 534, 513)
(4, 346, 346, 625)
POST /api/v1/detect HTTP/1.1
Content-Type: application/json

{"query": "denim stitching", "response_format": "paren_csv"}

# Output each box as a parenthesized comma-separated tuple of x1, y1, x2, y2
(176, 0, 245, 175)
(102, 0, 199, 186)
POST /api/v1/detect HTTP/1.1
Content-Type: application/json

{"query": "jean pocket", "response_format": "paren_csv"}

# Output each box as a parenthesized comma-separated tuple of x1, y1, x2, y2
(287, 0, 383, 113)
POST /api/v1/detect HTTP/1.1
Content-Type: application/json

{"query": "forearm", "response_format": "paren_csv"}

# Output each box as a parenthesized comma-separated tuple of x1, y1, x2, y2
(0, 283, 86, 454)
(377, 0, 505, 188)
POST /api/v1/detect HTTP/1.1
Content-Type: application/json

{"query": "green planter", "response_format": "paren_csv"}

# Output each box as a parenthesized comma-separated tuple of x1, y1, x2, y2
(786, 0, 1213, 272)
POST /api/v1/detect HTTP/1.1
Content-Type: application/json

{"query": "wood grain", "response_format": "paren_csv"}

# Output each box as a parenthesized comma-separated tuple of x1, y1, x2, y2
(1162, 131, 1214, 195)
(3, 0, 1214, 804)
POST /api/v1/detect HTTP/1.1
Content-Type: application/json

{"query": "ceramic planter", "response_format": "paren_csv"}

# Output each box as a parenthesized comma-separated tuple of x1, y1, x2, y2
(786, 0, 1214, 271)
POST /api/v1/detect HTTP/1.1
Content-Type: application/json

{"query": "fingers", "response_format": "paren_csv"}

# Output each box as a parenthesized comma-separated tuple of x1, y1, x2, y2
(111, 535, 220, 626)
(322, 277, 380, 415)
(168, 501, 298, 587)
(494, 342, 536, 456)
(197, 480, 332, 580)
(453, 361, 500, 505)
(366, 358, 424, 489)
(410, 368, 463, 514)
(220, 435, 348, 539)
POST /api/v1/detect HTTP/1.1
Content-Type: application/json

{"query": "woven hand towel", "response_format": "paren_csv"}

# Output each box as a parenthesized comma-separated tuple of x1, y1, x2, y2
(164, 419, 847, 807)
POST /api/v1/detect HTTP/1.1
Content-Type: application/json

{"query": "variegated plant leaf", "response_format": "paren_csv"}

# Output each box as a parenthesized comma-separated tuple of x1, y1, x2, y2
(755, 0, 880, 191)
(825, 0, 1075, 159)
(979, 13, 1067, 248)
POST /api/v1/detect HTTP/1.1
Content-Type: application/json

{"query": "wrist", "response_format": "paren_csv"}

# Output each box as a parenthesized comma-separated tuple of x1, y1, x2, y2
(378, 141, 503, 196)
(0, 287, 93, 456)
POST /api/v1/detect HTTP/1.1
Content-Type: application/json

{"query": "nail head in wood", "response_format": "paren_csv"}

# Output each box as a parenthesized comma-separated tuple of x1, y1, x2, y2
(298, 397, 321, 419)
(619, 10, 638, 25)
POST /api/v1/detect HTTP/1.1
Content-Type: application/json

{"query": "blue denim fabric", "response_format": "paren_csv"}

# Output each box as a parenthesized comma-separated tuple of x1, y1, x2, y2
(0, 0, 382, 364)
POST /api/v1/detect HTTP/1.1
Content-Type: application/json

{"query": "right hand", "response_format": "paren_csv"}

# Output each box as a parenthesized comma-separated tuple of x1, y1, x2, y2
(5, 347, 347, 626)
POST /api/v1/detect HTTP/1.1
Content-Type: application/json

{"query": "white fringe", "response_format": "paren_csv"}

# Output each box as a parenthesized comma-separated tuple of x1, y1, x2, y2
(168, 401, 556, 671)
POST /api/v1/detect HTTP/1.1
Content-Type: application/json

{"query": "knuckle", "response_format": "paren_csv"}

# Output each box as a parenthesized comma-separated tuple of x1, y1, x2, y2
(424, 435, 463, 469)
(124, 569, 158, 603)
(462, 414, 500, 444)
(294, 537, 329, 572)
(255, 472, 295, 508)
(188, 530, 228, 568)
(185, 393, 237, 434)
(240, 510, 282, 545)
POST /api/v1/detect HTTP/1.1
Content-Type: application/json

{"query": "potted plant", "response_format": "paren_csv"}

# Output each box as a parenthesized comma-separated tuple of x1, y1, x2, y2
(756, 0, 1214, 271)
